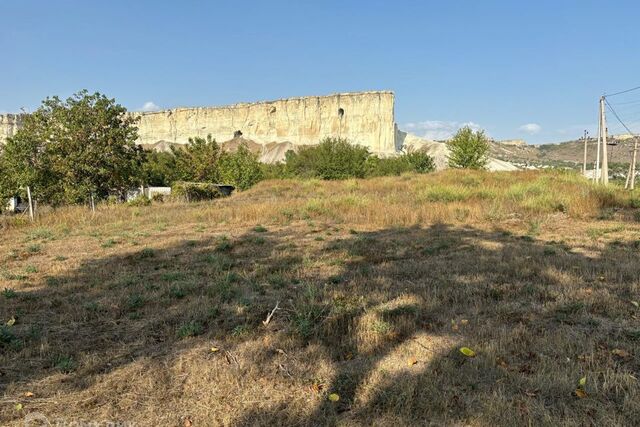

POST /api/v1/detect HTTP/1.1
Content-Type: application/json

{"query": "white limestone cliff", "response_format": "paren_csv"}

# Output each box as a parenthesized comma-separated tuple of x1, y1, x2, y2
(132, 91, 397, 155)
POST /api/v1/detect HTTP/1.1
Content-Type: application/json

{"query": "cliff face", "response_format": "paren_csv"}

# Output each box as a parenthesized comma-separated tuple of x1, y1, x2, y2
(0, 114, 26, 145)
(0, 92, 396, 154)
(132, 91, 397, 154)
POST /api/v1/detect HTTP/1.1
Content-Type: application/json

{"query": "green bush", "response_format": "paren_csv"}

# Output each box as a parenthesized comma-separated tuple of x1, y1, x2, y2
(365, 156, 411, 177)
(260, 163, 287, 180)
(284, 138, 370, 180)
(405, 151, 436, 173)
(447, 126, 489, 170)
(365, 152, 435, 177)
(127, 196, 151, 207)
(219, 144, 263, 190)
(142, 138, 263, 191)
(172, 182, 222, 202)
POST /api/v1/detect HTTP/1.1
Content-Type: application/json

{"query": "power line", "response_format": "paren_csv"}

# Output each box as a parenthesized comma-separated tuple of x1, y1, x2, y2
(608, 98, 640, 106)
(605, 85, 640, 97)
(605, 98, 637, 136)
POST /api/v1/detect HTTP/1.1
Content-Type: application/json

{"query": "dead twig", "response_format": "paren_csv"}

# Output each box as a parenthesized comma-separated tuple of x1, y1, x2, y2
(224, 350, 239, 366)
(277, 363, 293, 378)
(262, 301, 280, 326)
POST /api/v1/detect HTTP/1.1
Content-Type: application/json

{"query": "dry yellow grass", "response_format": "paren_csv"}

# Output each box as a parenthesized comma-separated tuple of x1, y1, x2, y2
(1, 170, 639, 426)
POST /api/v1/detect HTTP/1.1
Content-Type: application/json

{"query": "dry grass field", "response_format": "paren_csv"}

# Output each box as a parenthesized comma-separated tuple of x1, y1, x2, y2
(1, 170, 639, 426)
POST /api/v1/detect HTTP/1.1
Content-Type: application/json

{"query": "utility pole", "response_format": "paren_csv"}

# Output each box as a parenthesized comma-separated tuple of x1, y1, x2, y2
(600, 96, 609, 185)
(631, 136, 639, 190)
(582, 130, 589, 176)
(594, 104, 602, 182)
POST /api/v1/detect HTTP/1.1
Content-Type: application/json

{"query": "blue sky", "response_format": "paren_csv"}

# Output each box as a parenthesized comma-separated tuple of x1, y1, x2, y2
(1, 0, 639, 144)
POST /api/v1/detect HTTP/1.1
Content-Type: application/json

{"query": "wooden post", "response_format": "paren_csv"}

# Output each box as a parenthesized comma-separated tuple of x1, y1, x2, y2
(582, 130, 588, 176)
(90, 193, 96, 213)
(601, 96, 609, 185)
(26, 186, 34, 222)
(625, 161, 632, 189)
(594, 105, 602, 183)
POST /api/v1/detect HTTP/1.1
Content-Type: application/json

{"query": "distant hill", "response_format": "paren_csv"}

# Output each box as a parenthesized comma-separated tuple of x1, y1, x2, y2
(490, 135, 638, 169)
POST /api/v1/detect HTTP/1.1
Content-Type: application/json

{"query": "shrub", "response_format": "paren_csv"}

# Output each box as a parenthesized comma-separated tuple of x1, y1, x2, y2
(151, 193, 165, 203)
(219, 143, 263, 190)
(447, 126, 490, 169)
(284, 138, 370, 180)
(365, 152, 435, 177)
(365, 156, 412, 177)
(144, 139, 263, 191)
(405, 151, 436, 173)
(260, 163, 287, 180)
(127, 196, 151, 207)
(172, 182, 222, 202)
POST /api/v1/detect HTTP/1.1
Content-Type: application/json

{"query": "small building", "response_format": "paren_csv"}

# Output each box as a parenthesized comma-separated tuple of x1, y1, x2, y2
(126, 186, 172, 201)
(4, 196, 28, 213)
(144, 186, 172, 199)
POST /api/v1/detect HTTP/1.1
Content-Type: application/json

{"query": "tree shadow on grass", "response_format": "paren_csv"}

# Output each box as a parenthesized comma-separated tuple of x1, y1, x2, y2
(234, 224, 639, 426)
(1, 223, 638, 425)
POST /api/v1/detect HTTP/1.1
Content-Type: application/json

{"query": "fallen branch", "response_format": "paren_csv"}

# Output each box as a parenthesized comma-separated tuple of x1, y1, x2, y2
(262, 301, 280, 326)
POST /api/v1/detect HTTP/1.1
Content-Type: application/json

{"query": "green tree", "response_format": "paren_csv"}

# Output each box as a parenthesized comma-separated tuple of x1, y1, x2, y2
(285, 137, 370, 179)
(171, 135, 222, 182)
(0, 90, 143, 205)
(219, 143, 263, 190)
(0, 118, 55, 203)
(447, 126, 489, 170)
(141, 150, 180, 186)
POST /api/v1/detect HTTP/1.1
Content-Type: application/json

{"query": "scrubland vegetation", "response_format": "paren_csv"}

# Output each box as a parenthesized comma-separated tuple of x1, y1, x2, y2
(0, 90, 435, 208)
(1, 169, 639, 426)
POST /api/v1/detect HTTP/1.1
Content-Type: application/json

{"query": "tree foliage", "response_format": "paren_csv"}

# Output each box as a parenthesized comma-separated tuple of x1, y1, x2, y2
(258, 138, 436, 181)
(172, 181, 222, 201)
(284, 137, 370, 179)
(163, 136, 262, 190)
(365, 151, 436, 177)
(219, 144, 263, 190)
(171, 135, 223, 183)
(405, 151, 437, 173)
(446, 126, 489, 170)
(0, 90, 143, 205)
(141, 151, 179, 187)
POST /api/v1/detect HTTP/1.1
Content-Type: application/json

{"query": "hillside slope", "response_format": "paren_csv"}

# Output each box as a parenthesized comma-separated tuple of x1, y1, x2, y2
(490, 136, 638, 168)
